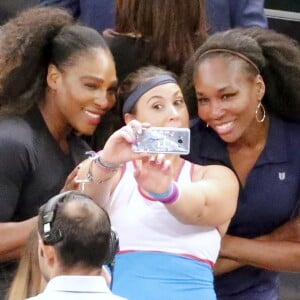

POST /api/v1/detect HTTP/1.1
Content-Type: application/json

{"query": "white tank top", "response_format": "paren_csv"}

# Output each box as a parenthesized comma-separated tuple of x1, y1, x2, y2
(108, 160, 221, 265)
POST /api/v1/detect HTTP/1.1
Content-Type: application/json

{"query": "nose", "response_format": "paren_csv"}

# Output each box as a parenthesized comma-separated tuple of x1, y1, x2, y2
(168, 104, 180, 121)
(94, 90, 110, 110)
(209, 100, 225, 119)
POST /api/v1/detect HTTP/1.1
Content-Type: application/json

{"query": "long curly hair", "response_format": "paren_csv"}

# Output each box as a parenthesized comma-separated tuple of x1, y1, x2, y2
(0, 7, 74, 116)
(181, 28, 300, 121)
(0, 7, 110, 116)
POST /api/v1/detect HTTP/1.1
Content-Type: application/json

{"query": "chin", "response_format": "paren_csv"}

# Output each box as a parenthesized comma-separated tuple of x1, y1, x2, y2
(76, 126, 97, 136)
(218, 133, 238, 144)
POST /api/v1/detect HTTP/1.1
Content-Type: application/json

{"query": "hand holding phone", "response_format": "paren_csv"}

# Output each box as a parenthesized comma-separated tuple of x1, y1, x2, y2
(132, 127, 190, 155)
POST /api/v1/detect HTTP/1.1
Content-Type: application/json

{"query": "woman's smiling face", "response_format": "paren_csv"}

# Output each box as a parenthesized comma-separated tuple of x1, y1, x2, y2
(48, 47, 117, 136)
(194, 55, 265, 143)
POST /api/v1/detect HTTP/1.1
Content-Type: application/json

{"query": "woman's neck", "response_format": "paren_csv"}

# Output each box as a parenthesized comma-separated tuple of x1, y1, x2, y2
(228, 115, 270, 152)
(39, 98, 72, 152)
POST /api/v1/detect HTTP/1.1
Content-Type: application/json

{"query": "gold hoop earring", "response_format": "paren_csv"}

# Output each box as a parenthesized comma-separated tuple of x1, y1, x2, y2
(255, 102, 266, 123)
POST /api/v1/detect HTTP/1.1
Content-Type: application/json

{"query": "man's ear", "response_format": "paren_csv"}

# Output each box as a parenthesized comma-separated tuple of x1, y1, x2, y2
(39, 238, 56, 267)
(255, 74, 265, 102)
(47, 64, 61, 90)
(124, 113, 135, 125)
(38, 237, 44, 258)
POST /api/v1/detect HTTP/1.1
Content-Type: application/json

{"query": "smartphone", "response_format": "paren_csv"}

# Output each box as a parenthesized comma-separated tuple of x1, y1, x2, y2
(132, 127, 190, 155)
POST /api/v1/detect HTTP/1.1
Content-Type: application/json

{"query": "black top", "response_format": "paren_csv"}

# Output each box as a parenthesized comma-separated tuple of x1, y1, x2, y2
(105, 32, 152, 83)
(0, 107, 90, 297)
(0, 107, 90, 222)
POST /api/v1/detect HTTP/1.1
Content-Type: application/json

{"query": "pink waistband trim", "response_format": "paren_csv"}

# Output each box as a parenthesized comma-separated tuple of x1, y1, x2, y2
(118, 250, 214, 267)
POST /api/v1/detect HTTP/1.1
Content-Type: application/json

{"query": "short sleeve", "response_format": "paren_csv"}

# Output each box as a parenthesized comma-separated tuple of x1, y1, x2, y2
(0, 131, 32, 221)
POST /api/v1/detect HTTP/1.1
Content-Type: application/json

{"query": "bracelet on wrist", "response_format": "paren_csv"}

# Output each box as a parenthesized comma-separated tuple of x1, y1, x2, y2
(76, 157, 116, 192)
(86, 150, 121, 172)
(93, 151, 121, 173)
(139, 181, 180, 205)
(86, 158, 115, 184)
(148, 186, 173, 199)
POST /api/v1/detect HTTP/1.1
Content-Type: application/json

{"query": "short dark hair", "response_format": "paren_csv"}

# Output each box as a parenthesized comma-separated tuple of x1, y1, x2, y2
(38, 192, 111, 269)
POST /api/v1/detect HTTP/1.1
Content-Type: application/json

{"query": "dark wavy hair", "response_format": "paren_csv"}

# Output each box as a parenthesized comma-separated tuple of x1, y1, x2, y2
(0, 7, 110, 116)
(115, 0, 207, 75)
(181, 27, 300, 121)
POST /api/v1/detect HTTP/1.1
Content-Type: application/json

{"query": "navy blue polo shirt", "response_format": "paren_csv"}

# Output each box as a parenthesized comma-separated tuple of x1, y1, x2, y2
(185, 114, 300, 300)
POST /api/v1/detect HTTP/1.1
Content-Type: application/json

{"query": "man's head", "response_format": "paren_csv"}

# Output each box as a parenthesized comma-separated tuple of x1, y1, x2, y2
(37, 191, 118, 279)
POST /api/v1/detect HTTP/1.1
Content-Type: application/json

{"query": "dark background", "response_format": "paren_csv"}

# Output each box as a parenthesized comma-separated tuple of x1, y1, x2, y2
(265, 0, 300, 42)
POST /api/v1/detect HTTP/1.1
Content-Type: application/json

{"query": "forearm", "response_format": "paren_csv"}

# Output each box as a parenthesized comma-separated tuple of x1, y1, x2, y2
(166, 177, 238, 226)
(77, 123, 149, 204)
(76, 156, 119, 206)
(221, 235, 300, 272)
(0, 217, 37, 261)
(214, 257, 245, 275)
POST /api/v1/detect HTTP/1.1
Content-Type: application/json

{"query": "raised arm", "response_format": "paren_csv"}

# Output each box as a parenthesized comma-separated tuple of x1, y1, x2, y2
(130, 152, 238, 228)
(137, 164, 239, 227)
(75, 120, 151, 205)
(77, 121, 238, 227)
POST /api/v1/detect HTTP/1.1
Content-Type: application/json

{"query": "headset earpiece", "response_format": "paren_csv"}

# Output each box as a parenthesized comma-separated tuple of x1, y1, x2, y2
(41, 191, 78, 245)
(105, 229, 119, 265)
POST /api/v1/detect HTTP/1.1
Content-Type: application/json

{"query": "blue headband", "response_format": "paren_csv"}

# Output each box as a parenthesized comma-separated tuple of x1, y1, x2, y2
(122, 75, 177, 115)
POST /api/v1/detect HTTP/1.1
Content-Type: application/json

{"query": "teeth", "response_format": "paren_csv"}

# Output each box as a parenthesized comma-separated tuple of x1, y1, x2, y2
(85, 111, 100, 119)
(215, 121, 234, 131)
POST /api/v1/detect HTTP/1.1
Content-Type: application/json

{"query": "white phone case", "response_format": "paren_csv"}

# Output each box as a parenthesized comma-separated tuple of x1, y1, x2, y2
(132, 127, 190, 155)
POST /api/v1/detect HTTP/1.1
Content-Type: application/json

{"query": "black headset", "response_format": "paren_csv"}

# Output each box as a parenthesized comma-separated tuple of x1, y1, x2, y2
(40, 190, 119, 265)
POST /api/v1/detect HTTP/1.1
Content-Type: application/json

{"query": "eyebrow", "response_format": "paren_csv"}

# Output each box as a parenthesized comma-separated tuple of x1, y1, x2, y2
(196, 85, 232, 96)
(218, 86, 231, 93)
(81, 76, 118, 87)
(81, 75, 104, 82)
(146, 90, 183, 103)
